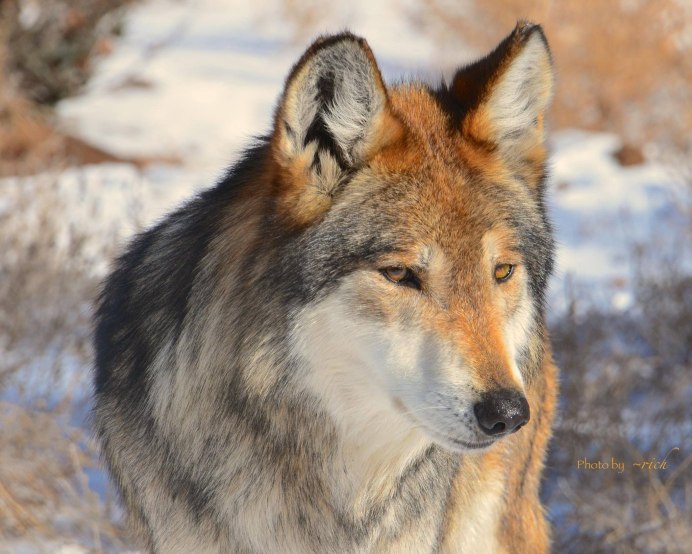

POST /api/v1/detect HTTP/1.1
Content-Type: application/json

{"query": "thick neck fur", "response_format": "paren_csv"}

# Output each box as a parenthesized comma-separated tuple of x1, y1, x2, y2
(141, 178, 542, 552)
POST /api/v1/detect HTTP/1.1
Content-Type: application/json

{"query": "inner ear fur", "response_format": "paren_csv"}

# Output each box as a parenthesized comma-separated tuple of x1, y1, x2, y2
(451, 22, 554, 184)
(271, 32, 403, 225)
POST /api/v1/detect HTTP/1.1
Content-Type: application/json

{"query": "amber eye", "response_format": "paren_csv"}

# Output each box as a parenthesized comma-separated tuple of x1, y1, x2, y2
(381, 266, 420, 289)
(494, 263, 514, 282)
(383, 266, 408, 283)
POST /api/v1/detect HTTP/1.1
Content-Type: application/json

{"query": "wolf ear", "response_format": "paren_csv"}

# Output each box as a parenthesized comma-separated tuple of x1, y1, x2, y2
(272, 33, 403, 224)
(451, 22, 554, 176)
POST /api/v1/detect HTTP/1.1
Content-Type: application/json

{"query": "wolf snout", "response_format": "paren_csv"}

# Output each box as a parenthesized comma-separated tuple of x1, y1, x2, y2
(473, 389, 530, 436)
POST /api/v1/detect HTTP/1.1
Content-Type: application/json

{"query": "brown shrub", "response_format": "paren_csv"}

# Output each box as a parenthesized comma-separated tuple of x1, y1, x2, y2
(412, 0, 692, 157)
(0, 36, 64, 176)
(0, 0, 148, 175)
(0, 0, 133, 106)
(0, 401, 131, 551)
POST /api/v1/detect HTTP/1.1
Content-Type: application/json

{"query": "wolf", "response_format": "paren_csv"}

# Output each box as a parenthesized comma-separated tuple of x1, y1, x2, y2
(94, 21, 558, 553)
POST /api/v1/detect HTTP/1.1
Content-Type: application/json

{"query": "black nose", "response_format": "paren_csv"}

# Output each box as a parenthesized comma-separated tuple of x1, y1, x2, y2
(473, 389, 530, 436)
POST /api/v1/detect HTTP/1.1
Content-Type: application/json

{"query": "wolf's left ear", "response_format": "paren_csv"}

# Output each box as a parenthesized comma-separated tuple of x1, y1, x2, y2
(272, 33, 403, 224)
(451, 22, 554, 178)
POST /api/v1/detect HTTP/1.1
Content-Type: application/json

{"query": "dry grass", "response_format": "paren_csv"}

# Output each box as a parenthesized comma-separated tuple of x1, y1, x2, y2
(0, 182, 133, 551)
(1, 0, 133, 106)
(0, 3, 156, 547)
(0, 0, 169, 177)
(0, 58, 63, 176)
(0, 402, 130, 552)
(545, 230, 691, 552)
(0, 183, 92, 388)
(257, 0, 334, 43)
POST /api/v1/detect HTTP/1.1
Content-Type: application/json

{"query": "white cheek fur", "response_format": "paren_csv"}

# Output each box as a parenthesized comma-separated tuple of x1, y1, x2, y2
(289, 279, 488, 451)
(503, 286, 535, 386)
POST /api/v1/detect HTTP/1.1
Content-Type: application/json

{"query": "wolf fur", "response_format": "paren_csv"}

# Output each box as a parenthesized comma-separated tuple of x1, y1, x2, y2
(94, 22, 558, 553)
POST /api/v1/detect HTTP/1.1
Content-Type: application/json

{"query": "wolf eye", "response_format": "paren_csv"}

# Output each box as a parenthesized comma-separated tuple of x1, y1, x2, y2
(381, 266, 420, 289)
(494, 263, 514, 282)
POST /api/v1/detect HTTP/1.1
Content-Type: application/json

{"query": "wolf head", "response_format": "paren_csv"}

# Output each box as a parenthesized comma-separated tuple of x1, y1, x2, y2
(271, 25, 555, 453)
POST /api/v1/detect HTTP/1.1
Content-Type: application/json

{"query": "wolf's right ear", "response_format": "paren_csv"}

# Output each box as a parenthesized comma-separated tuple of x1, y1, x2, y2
(271, 33, 403, 225)
(450, 22, 554, 188)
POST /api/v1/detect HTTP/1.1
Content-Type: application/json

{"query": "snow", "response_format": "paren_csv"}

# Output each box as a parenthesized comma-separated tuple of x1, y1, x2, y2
(548, 129, 686, 313)
(57, 0, 444, 183)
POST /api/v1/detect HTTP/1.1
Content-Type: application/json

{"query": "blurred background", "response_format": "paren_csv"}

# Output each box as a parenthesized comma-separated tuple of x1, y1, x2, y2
(0, 0, 689, 552)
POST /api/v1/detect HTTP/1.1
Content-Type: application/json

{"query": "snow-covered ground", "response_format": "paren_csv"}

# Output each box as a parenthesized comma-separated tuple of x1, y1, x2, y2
(57, 0, 446, 180)
(2, 0, 688, 551)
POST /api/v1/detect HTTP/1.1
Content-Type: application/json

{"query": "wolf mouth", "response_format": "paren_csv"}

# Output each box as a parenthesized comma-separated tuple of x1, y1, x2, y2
(404, 411, 495, 451)
(448, 437, 495, 450)
(432, 428, 495, 451)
